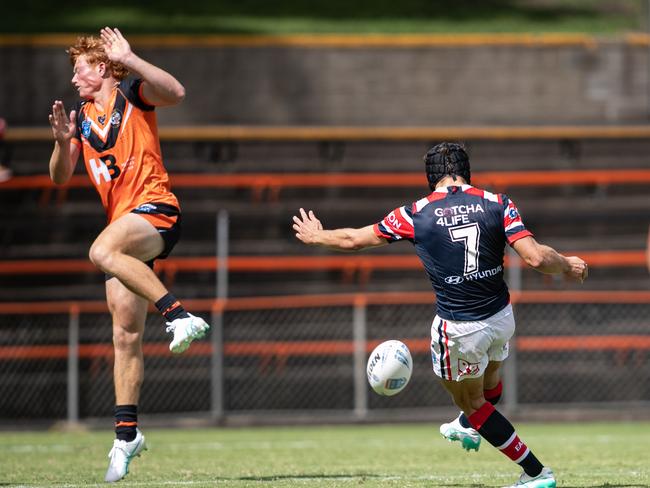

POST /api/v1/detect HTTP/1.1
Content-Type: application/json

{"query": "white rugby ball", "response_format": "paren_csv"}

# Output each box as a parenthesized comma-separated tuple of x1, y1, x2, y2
(366, 340, 412, 396)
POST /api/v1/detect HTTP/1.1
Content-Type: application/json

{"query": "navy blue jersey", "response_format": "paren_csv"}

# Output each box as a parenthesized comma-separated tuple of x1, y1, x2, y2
(374, 185, 532, 321)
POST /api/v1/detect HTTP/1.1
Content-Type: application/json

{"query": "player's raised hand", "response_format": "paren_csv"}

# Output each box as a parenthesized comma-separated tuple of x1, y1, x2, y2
(564, 256, 588, 283)
(48, 100, 76, 143)
(293, 208, 324, 245)
(100, 27, 132, 65)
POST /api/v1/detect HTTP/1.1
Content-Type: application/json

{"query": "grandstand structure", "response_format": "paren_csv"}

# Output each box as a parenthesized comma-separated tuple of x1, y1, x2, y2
(0, 34, 649, 424)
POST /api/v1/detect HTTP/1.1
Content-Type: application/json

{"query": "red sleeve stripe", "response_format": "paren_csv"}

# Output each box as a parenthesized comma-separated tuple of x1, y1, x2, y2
(504, 218, 524, 232)
(389, 209, 412, 229)
(398, 206, 413, 226)
(504, 204, 525, 231)
(507, 229, 533, 245)
(380, 209, 415, 240)
(373, 223, 393, 239)
(379, 220, 401, 239)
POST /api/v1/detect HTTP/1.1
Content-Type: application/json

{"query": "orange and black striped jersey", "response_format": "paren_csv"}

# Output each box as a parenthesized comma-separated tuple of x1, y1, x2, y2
(71, 78, 179, 223)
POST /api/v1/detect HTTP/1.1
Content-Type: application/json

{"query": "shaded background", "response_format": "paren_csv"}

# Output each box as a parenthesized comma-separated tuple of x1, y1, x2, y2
(0, 0, 649, 425)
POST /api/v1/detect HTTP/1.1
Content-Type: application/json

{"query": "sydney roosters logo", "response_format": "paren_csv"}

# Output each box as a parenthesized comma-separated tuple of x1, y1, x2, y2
(458, 359, 480, 376)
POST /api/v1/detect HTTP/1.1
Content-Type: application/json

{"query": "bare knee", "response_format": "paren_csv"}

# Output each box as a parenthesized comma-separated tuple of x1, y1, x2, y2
(89, 241, 116, 272)
(113, 323, 143, 354)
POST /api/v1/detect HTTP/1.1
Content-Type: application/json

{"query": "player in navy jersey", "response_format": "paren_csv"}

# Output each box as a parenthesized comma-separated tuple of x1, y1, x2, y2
(293, 142, 588, 488)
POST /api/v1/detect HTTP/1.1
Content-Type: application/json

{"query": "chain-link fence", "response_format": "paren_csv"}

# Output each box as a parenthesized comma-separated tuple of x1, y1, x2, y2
(1, 292, 649, 423)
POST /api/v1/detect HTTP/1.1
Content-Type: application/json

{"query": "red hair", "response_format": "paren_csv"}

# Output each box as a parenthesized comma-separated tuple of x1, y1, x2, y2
(67, 36, 129, 80)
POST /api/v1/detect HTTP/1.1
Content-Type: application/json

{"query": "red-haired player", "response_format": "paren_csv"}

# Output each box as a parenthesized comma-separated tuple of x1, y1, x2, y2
(48, 27, 210, 482)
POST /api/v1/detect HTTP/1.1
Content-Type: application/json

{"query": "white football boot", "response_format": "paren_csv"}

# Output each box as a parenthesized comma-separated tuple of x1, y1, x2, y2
(502, 467, 556, 488)
(166, 313, 210, 354)
(104, 429, 147, 483)
(439, 413, 481, 451)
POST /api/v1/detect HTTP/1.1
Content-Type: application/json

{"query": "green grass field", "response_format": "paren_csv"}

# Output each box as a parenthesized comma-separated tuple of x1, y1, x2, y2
(0, 422, 648, 487)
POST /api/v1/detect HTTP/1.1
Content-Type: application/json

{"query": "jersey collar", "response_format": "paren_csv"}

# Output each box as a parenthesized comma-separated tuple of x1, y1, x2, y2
(433, 184, 473, 194)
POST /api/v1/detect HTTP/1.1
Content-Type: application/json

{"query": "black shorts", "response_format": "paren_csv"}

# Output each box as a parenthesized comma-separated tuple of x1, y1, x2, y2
(105, 203, 182, 281)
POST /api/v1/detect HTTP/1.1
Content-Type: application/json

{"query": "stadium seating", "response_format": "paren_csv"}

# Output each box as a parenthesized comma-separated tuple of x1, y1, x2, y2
(1, 125, 649, 303)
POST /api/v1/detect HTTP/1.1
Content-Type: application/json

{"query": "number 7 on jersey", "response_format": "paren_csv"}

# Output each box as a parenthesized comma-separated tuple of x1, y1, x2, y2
(449, 223, 480, 275)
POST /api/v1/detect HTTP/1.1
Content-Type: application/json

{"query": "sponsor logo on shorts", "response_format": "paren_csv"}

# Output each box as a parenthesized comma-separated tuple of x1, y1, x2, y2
(136, 203, 157, 213)
(458, 359, 480, 377)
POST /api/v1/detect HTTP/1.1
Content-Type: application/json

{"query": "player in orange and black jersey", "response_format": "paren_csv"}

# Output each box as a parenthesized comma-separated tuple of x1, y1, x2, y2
(48, 27, 210, 483)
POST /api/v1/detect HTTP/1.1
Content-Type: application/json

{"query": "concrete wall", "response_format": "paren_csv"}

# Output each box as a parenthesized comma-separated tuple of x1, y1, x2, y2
(1, 41, 649, 126)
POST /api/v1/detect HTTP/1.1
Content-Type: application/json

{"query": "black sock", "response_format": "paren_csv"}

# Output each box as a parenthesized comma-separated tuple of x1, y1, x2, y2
(114, 404, 138, 442)
(468, 402, 544, 478)
(460, 381, 503, 428)
(155, 293, 189, 321)
(459, 412, 472, 428)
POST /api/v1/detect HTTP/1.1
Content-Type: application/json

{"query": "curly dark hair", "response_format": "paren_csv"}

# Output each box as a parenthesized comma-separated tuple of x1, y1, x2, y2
(423, 142, 471, 190)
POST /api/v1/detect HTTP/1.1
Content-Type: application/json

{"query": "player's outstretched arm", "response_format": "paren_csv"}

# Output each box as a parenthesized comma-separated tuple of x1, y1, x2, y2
(48, 100, 79, 185)
(100, 27, 185, 106)
(512, 236, 588, 283)
(293, 208, 387, 252)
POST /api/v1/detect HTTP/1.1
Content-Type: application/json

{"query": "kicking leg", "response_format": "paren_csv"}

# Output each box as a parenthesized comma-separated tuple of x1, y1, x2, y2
(90, 213, 209, 353)
(441, 376, 555, 487)
(456, 360, 504, 431)
(439, 376, 484, 451)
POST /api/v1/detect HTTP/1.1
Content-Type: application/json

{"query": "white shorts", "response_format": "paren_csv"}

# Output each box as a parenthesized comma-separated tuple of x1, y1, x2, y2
(430, 304, 515, 382)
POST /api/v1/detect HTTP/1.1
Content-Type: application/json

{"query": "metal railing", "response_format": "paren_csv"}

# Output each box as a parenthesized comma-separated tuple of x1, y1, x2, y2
(1, 289, 649, 423)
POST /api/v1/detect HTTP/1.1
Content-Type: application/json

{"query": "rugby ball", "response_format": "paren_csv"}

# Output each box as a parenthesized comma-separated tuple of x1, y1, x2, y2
(366, 340, 412, 396)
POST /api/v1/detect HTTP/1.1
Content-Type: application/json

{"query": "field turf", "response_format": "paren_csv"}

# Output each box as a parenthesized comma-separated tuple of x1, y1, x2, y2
(0, 422, 648, 487)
